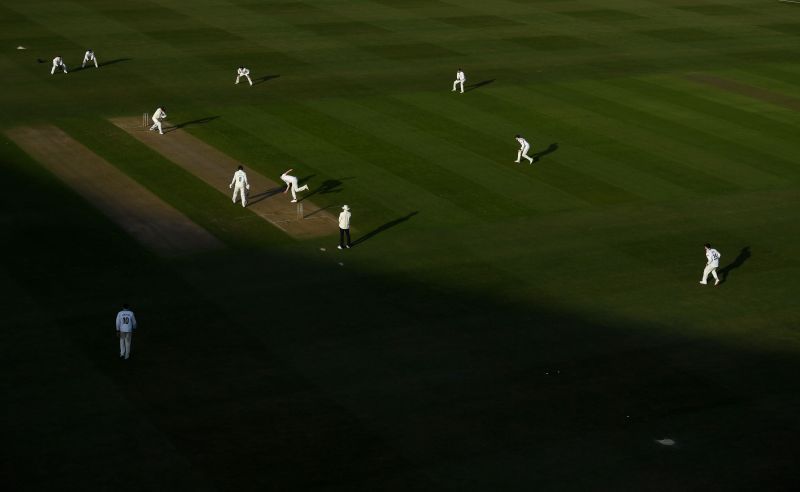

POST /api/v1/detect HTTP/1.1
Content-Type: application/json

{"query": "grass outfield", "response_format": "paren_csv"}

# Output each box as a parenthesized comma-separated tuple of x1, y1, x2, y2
(2, 0, 800, 489)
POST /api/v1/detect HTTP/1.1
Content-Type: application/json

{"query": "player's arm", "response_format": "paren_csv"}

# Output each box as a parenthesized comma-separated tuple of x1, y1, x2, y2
(131, 314, 137, 330)
(229, 174, 236, 188)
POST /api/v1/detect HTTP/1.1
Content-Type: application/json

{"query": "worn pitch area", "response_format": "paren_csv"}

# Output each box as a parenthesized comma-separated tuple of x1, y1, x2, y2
(111, 117, 337, 239)
(7, 125, 223, 256)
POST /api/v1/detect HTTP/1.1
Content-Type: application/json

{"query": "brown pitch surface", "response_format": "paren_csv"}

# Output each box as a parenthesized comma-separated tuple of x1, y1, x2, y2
(111, 117, 338, 239)
(7, 125, 224, 256)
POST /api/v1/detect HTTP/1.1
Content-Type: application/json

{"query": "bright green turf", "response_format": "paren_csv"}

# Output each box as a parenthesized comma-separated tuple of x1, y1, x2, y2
(2, 0, 799, 490)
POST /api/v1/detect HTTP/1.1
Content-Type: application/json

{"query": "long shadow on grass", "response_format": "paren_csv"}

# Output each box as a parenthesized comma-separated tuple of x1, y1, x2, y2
(248, 185, 285, 205)
(5, 152, 799, 491)
(352, 211, 418, 247)
(719, 246, 751, 284)
(253, 74, 280, 86)
(300, 176, 354, 202)
(170, 116, 220, 132)
(72, 58, 132, 72)
(533, 143, 559, 163)
(465, 79, 495, 92)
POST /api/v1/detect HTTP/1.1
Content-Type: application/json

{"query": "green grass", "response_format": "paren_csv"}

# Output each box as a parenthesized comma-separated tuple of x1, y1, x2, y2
(2, 0, 800, 490)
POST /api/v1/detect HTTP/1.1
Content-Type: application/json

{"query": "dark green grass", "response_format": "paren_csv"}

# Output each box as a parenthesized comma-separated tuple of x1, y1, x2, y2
(2, 0, 800, 490)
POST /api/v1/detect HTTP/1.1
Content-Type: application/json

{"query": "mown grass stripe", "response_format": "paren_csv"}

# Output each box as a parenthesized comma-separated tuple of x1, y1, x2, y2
(501, 83, 786, 190)
(401, 91, 707, 201)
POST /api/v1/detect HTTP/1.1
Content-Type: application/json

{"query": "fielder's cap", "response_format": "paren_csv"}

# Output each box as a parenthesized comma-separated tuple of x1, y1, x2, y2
(342, 205, 349, 210)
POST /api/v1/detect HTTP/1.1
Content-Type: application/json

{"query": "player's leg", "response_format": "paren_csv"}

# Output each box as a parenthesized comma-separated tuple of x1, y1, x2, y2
(247, 75, 253, 86)
(339, 229, 345, 249)
(298, 184, 309, 192)
(63, 63, 68, 73)
(700, 265, 711, 284)
(459, 80, 464, 93)
(93, 58, 98, 68)
(235, 75, 240, 84)
(239, 186, 246, 207)
(119, 334, 125, 357)
(124, 333, 132, 359)
(157, 121, 163, 134)
(51, 65, 56, 75)
(522, 144, 533, 163)
(345, 229, 351, 247)
(452, 80, 458, 91)
(711, 267, 720, 284)
(82, 58, 86, 68)
(515, 149, 521, 163)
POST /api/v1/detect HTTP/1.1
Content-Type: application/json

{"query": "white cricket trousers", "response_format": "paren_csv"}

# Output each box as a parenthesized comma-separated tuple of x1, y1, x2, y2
(150, 117, 163, 134)
(701, 264, 719, 283)
(119, 332, 132, 359)
(236, 74, 253, 85)
(232, 184, 247, 207)
(51, 64, 67, 75)
(452, 79, 464, 93)
(286, 178, 308, 200)
(517, 144, 533, 163)
(82, 57, 98, 68)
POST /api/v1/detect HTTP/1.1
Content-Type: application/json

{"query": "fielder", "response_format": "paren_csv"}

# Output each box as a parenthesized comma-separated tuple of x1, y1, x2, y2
(82, 49, 99, 68)
(149, 106, 167, 135)
(229, 165, 250, 207)
(452, 68, 466, 93)
(51, 56, 68, 75)
(700, 243, 722, 286)
(115, 304, 137, 360)
(236, 66, 253, 86)
(280, 169, 309, 203)
(515, 134, 534, 164)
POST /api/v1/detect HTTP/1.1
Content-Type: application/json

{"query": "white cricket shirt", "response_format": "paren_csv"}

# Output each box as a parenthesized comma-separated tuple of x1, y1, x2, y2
(116, 310, 137, 333)
(339, 210, 351, 229)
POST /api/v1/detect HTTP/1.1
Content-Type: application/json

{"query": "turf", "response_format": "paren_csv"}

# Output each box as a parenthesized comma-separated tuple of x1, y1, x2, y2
(2, 0, 800, 490)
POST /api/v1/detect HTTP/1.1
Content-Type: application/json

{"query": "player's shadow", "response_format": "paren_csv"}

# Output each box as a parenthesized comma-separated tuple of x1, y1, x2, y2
(248, 186, 285, 205)
(170, 116, 220, 132)
(99, 58, 132, 68)
(533, 143, 559, 163)
(465, 79, 495, 92)
(253, 74, 280, 86)
(352, 211, 419, 247)
(304, 204, 337, 219)
(300, 177, 354, 202)
(73, 58, 132, 72)
(718, 246, 751, 284)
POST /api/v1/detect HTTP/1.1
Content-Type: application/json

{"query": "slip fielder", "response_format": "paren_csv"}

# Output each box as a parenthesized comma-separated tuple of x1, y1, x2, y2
(82, 49, 99, 68)
(452, 68, 466, 93)
(700, 243, 722, 286)
(236, 66, 253, 86)
(51, 56, 68, 75)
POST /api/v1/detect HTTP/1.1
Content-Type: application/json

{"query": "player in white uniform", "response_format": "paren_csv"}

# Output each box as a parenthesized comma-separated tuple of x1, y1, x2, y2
(280, 169, 309, 203)
(51, 56, 68, 75)
(229, 165, 250, 207)
(236, 66, 253, 86)
(82, 49, 98, 68)
(149, 107, 167, 135)
(515, 134, 534, 164)
(115, 304, 137, 360)
(700, 243, 722, 286)
(452, 69, 466, 93)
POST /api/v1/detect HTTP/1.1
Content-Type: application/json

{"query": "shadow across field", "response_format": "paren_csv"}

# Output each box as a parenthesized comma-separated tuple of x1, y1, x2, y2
(73, 58, 132, 72)
(465, 79, 495, 92)
(719, 246, 751, 283)
(169, 116, 219, 132)
(300, 176, 354, 201)
(533, 143, 559, 163)
(253, 74, 280, 86)
(352, 211, 418, 246)
(247, 186, 285, 206)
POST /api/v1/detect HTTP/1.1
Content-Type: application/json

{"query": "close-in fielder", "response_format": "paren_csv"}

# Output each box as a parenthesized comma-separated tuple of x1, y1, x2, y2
(229, 165, 250, 207)
(236, 66, 253, 86)
(82, 49, 99, 68)
(115, 304, 137, 360)
(452, 68, 466, 93)
(515, 134, 534, 164)
(700, 243, 722, 286)
(149, 106, 167, 135)
(51, 56, 68, 75)
(280, 169, 309, 203)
